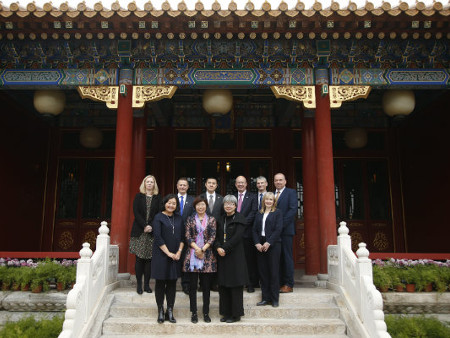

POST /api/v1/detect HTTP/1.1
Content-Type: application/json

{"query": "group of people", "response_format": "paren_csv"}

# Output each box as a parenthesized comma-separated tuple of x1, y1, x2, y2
(129, 173, 297, 324)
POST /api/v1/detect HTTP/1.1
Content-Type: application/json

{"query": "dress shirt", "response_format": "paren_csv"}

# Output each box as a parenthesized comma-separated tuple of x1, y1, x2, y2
(262, 212, 269, 236)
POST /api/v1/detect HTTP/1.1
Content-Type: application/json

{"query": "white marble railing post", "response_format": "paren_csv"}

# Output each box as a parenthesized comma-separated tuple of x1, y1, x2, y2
(59, 221, 119, 338)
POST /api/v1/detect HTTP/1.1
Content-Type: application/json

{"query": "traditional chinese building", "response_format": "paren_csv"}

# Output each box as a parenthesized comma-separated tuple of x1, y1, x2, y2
(0, 0, 449, 274)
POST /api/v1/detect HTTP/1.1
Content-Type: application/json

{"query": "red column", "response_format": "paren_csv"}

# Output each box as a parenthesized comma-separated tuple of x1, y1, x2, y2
(127, 112, 147, 273)
(111, 84, 133, 273)
(314, 85, 337, 274)
(302, 113, 320, 275)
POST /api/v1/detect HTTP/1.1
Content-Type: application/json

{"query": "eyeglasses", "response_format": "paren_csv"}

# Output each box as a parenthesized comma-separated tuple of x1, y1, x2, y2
(224, 203, 236, 207)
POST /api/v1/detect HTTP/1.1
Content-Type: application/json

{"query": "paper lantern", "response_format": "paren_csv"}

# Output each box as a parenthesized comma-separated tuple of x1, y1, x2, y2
(33, 90, 66, 116)
(202, 89, 233, 116)
(344, 127, 368, 149)
(382, 90, 415, 117)
(80, 126, 103, 149)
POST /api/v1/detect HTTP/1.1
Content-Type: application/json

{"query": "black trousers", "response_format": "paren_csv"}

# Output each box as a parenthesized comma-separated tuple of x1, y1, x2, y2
(155, 279, 177, 308)
(219, 286, 244, 318)
(257, 241, 281, 303)
(280, 235, 294, 288)
(243, 237, 260, 287)
(135, 257, 151, 289)
(188, 272, 213, 314)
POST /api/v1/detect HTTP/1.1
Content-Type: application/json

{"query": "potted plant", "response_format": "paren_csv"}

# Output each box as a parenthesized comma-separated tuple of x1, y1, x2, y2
(385, 266, 405, 292)
(402, 268, 417, 292)
(373, 265, 392, 292)
(17, 266, 33, 291)
(0, 267, 14, 291)
(56, 266, 72, 291)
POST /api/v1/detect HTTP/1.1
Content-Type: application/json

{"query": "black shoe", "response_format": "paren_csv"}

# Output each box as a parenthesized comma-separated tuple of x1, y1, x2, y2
(144, 286, 152, 293)
(136, 281, 143, 295)
(204, 314, 211, 323)
(191, 312, 198, 324)
(220, 317, 229, 322)
(182, 285, 190, 295)
(272, 301, 279, 308)
(256, 300, 271, 306)
(226, 316, 240, 323)
(157, 306, 164, 323)
(165, 307, 176, 323)
(247, 286, 255, 293)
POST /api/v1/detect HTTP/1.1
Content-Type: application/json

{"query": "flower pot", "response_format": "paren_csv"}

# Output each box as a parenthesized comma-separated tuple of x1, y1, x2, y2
(395, 285, 405, 292)
(424, 283, 433, 292)
(11, 283, 20, 291)
(31, 285, 43, 293)
(406, 283, 416, 292)
(379, 286, 389, 292)
(21, 284, 30, 291)
(1, 283, 10, 291)
(56, 282, 65, 292)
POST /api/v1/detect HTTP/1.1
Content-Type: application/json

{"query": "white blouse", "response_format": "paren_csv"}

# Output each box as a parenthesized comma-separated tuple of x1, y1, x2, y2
(262, 212, 269, 236)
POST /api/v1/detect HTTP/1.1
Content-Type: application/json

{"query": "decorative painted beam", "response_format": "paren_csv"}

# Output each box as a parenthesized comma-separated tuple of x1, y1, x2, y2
(132, 85, 177, 108)
(329, 86, 371, 108)
(271, 85, 316, 109)
(77, 86, 119, 109)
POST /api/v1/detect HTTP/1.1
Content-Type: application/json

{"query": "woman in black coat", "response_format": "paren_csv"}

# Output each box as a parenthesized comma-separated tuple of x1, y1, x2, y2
(214, 194, 249, 323)
(151, 194, 184, 324)
(252, 192, 283, 307)
(129, 175, 161, 295)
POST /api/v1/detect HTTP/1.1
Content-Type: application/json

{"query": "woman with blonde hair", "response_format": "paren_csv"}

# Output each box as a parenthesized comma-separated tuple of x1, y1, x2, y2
(252, 192, 283, 307)
(129, 175, 161, 294)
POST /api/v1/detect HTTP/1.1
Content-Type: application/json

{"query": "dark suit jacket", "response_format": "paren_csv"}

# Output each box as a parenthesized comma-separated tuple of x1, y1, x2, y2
(252, 209, 283, 246)
(200, 192, 223, 222)
(176, 194, 195, 224)
(234, 191, 258, 238)
(275, 187, 297, 236)
(130, 193, 162, 237)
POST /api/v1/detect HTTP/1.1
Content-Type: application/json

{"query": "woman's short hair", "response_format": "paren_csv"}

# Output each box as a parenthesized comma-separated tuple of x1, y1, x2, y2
(193, 196, 208, 209)
(139, 175, 159, 195)
(260, 192, 277, 213)
(161, 193, 179, 211)
(223, 194, 238, 206)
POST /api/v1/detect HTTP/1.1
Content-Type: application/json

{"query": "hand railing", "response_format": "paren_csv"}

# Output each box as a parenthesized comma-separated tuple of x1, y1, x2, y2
(328, 221, 390, 338)
(59, 221, 119, 338)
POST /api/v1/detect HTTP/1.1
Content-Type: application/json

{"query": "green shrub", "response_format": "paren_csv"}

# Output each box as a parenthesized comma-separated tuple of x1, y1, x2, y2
(386, 315, 450, 338)
(0, 315, 63, 338)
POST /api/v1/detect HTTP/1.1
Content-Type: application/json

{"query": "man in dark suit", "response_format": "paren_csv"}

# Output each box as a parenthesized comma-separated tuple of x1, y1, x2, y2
(176, 177, 195, 294)
(274, 173, 297, 293)
(200, 177, 223, 221)
(234, 175, 258, 292)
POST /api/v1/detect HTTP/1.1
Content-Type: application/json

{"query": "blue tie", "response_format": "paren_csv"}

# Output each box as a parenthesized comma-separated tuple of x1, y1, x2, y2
(180, 196, 184, 215)
(259, 193, 263, 209)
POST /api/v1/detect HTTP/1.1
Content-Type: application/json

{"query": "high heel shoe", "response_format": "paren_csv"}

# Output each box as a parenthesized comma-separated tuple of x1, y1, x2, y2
(165, 307, 176, 323)
(157, 306, 164, 323)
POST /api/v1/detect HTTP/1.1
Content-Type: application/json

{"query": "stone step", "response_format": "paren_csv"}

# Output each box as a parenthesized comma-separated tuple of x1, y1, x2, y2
(102, 317, 346, 336)
(109, 303, 340, 319)
(112, 288, 337, 306)
(102, 334, 348, 338)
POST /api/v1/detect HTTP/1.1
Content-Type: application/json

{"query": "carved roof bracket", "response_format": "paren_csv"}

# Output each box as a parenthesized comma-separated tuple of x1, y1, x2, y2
(271, 85, 316, 109)
(77, 86, 119, 109)
(132, 85, 178, 108)
(329, 85, 371, 108)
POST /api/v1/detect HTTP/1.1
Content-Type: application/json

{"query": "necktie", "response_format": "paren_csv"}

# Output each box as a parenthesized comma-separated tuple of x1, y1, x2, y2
(180, 195, 184, 215)
(259, 193, 263, 209)
(209, 194, 214, 213)
(237, 193, 243, 212)
(275, 190, 280, 200)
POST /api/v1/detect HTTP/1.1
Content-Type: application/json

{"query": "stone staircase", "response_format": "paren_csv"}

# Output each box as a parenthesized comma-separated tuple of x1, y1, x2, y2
(100, 286, 348, 337)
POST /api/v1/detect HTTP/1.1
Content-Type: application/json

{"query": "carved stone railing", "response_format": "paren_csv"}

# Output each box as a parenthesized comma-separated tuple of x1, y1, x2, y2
(59, 221, 119, 338)
(328, 221, 391, 338)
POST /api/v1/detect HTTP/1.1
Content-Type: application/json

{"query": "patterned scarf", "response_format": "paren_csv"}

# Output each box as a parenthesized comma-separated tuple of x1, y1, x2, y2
(189, 214, 208, 271)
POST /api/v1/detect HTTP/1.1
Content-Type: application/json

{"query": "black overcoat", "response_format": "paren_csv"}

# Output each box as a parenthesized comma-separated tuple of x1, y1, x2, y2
(214, 212, 249, 287)
(130, 193, 162, 237)
(151, 212, 184, 280)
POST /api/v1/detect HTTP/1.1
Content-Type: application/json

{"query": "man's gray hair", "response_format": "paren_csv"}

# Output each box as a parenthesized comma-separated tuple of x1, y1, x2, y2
(256, 176, 267, 183)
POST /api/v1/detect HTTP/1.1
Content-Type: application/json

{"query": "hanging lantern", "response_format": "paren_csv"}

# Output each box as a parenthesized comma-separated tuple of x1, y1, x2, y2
(202, 89, 233, 117)
(344, 127, 368, 149)
(382, 90, 415, 118)
(80, 126, 103, 149)
(33, 90, 66, 116)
